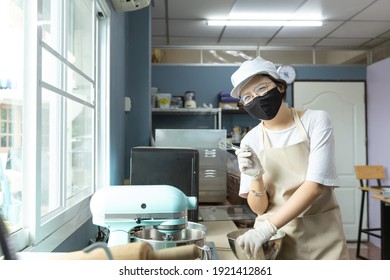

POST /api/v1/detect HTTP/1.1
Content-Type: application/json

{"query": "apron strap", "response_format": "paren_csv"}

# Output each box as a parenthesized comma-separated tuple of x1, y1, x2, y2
(291, 108, 309, 142)
(261, 108, 308, 149)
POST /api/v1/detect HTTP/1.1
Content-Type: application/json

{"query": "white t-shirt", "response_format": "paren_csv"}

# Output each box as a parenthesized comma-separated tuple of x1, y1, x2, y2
(239, 109, 338, 197)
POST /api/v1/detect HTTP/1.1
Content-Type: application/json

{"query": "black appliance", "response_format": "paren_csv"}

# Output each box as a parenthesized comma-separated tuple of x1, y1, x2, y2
(130, 147, 199, 222)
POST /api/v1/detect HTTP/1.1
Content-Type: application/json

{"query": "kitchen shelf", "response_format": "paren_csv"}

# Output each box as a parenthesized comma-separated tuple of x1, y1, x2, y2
(221, 108, 246, 114)
(152, 107, 221, 115)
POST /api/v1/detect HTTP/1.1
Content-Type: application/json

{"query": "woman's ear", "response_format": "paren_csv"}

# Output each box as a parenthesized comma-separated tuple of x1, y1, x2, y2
(277, 84, 285, 93)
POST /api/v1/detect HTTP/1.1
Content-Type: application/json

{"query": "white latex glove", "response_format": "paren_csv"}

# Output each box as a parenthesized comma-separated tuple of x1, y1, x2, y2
(236, 219, 277, 259)
(235, 144, 264, 179)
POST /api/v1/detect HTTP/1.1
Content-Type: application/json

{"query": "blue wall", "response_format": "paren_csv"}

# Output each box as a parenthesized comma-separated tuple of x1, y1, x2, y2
(123, 6, 151, 180)
(110, 6, 151, 184)
(152, 64, 367, 107)
(109, 4, 127, 186)
(151, 64, 366, 140)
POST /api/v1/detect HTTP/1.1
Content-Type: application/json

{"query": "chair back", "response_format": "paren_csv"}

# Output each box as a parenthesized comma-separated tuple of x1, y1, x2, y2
(354, 165, 385, 188)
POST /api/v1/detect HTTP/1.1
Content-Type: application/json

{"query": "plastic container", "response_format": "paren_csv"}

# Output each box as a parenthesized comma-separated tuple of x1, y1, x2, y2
(156, 93, 172, 109)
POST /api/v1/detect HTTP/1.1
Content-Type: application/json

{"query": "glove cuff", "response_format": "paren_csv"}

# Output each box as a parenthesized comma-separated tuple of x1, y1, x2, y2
(252, 169, 265, 179)
(265, 219, 277, 234)
(259, 219, 277, 238)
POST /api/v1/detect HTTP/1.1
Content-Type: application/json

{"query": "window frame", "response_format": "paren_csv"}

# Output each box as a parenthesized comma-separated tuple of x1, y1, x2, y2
(8, 0, 110, 252)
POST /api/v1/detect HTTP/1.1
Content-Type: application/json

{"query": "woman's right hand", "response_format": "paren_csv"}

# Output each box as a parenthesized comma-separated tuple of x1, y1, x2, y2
(235, 144, 264, 179)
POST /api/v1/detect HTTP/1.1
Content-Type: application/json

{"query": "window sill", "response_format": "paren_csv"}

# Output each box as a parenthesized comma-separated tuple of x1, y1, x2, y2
(21, 199, 92, 253)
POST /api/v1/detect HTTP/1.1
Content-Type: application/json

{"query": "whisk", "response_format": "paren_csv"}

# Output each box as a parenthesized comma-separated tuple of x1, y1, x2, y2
(218, 137, 240, 151)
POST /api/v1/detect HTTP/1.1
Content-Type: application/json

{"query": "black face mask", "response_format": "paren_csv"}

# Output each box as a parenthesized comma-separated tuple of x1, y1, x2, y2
(243, 87, 283, 120)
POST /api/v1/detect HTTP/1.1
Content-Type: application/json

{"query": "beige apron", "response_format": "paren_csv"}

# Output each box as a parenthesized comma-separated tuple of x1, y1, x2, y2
(254, 109, 349, 260)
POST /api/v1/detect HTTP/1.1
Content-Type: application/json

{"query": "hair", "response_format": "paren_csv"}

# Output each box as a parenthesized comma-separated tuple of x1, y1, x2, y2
(266, 75, 288, 100)
(237, 74, 288, 107)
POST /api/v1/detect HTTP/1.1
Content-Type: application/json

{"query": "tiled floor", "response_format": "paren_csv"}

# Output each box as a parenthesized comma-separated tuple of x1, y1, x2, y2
(347, 242, 381, 260)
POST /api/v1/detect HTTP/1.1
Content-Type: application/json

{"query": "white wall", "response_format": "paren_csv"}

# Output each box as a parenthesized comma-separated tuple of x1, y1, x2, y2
(366, 57, 390, 247)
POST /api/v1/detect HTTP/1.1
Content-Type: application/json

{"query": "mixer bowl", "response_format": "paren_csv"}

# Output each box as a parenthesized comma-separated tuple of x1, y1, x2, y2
(187, 222, 207, 232)
(227, 228, 285, 260)
(133, 224, 206, 251)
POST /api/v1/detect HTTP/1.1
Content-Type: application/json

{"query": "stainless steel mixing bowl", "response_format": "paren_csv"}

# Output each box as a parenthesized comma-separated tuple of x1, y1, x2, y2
(133, 227, 205, 249)
(227, 228, 285, 260)
(187, 222, 207, 232)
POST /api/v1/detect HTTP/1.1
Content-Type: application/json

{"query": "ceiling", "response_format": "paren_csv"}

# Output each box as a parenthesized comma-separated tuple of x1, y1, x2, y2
(151, 0, 390, 50)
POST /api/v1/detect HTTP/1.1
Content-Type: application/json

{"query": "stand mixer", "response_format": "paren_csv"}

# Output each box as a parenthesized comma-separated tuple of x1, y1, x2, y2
(90, 185, 197, 246)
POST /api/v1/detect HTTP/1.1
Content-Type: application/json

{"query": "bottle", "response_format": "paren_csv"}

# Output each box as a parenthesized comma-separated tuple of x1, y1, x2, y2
(184, 91, 197, 108)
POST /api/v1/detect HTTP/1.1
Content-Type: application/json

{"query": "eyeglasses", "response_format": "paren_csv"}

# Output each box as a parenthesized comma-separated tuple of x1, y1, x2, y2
(239, 81, 274, 105)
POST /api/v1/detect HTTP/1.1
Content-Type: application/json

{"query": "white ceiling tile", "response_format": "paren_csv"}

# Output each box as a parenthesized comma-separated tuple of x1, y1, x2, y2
(218, 37, 269, 46)
(169, 19, 223, 37)
(315, 38, 370, 47)
(152, 19, 166, 36)
(151, 0, 166, 18)
(169, 37, 220, 45)
(230, 0, 304, 18)
(361, 38, 390, 47)
(353, 0, 390, 20)
(168, 0, 235, 19)
(222, 26, 280, 38)
(150, 0, 390, 50)
(268, 38, 320, 47)
(301, 0, 376, 20)
(330, 21, 390, 38)
(379, 30, 390, 38)
(276, 21, 344, 38)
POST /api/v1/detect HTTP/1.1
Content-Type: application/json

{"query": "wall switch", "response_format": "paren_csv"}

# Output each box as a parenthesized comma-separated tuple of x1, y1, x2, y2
(125, 97, 131, 112)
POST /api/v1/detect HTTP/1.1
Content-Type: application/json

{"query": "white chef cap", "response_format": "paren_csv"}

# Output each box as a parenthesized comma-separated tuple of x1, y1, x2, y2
(230, 56, 279, 98)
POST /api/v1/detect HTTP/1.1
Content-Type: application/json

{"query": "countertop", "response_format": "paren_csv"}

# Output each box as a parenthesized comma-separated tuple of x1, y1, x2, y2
(17, 220, 239, 261)
(201, 220, 238, 260)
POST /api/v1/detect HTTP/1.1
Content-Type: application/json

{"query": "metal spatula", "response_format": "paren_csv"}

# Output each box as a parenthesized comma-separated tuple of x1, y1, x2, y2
(218, 137, 239, 151)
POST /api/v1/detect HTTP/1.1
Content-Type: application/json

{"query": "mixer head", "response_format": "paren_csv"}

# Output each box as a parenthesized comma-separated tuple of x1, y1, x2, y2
(90, 185, 197, 246)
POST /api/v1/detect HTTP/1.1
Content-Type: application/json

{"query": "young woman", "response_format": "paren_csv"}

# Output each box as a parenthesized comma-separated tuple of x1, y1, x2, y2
(231, 56, 349, 259)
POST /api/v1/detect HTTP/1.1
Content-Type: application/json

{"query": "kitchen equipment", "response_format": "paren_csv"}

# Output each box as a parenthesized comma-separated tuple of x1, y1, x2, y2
(227, 228, 285, 260)
(170, 96, 184, 108)
(155, 129, 227, 203)
(187, 221, 207, 232)
(133, 225, 205, 249)
(48, 242, 201, 260)
(133, 222, 211, 259)
(151, 87, 158, 108)
(130, 147, 199, 222)
(184, 91, 197, 108)
(90, 185, 197, 246)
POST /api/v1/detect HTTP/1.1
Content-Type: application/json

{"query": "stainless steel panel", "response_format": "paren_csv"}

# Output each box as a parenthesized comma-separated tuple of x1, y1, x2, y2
(155, 129, 227, 203)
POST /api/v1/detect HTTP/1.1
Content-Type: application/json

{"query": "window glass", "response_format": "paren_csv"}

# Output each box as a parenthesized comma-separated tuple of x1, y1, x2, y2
(315, 50, 367, 65)
(0, 0, 24, 233)
(41, 0, 61, 54)
(39, 0, 96, 221)
(66, 99, 94, 202)
(66, 0, 94, 79)
(40, 89, 61, 217)
(0, 0, 108, 253)
(203, 50, 256, 64)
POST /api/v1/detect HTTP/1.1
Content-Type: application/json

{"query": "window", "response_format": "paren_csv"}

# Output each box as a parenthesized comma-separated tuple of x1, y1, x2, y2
(0, 105, 21, 151)
(0, 0, 110, 252)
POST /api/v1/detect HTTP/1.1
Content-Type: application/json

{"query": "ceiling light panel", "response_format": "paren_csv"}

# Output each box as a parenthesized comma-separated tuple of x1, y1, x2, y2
(207, 20, 323, 26)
